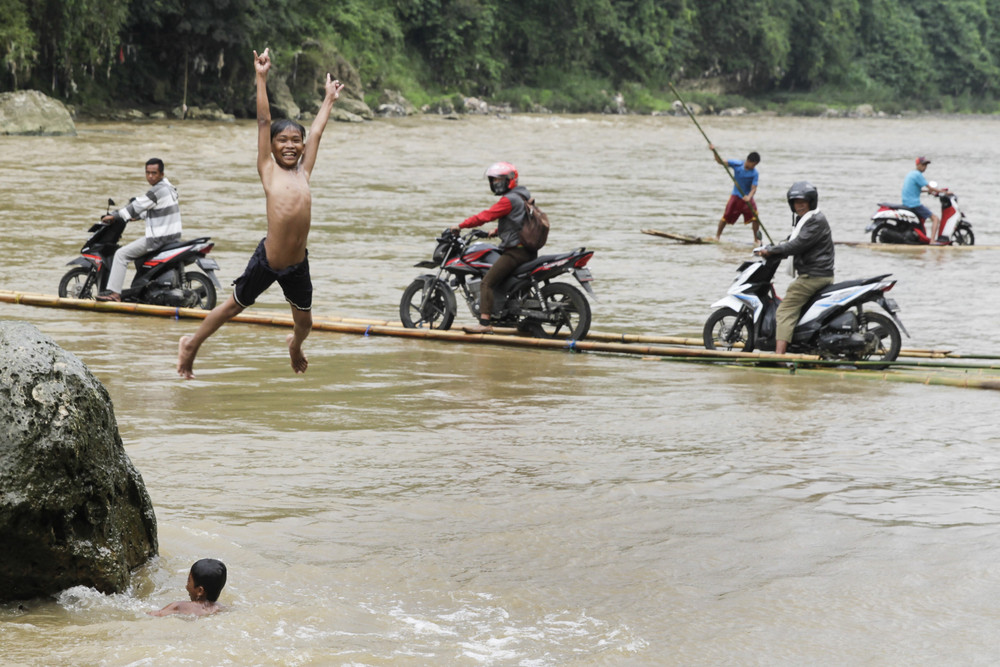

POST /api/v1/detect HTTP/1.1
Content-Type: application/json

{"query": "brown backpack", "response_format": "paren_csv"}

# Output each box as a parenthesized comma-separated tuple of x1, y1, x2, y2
(517, 194, 550, 251)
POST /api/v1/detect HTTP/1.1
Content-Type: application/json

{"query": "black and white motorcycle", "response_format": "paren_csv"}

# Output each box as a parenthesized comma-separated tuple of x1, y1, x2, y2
(703, 254, 908, 367)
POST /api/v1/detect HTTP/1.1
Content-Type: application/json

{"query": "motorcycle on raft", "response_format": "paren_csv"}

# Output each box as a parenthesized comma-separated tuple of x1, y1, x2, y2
(57, 198, 222, 310)
(703, 252, 909, 368)
(866, 185, 975, 245)
(400, 228, 596, 340)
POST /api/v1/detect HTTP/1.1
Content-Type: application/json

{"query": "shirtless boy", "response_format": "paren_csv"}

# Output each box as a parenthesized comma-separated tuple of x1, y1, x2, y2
(177, 47, 344, 378)
(148, 558, 227, 617)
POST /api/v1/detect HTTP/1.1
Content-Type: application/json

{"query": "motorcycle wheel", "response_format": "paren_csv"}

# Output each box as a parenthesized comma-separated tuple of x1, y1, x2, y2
(870, 222, 894, 244)
(183, 271, 217, 310)
(400, 278, 456, 329)
(522, 282, 591, 340)
(854, 311, 901, 369)
(952, 223, 975, 246)
(703, 307, 755, 352)
(58, 267, 96, 299)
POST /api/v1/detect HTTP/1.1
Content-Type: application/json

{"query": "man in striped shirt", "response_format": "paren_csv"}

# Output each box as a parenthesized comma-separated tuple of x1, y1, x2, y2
(96, 158, 183, 302)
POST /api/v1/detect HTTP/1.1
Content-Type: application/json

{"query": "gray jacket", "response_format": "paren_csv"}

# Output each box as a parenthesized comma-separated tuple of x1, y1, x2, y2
(764, 210, 835, 277)
(496, 185, 531, 251)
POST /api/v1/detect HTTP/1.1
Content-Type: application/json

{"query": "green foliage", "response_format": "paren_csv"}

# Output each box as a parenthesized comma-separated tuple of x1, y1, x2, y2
(0, 0, 36, 88)
(4, 0, 1000, 113)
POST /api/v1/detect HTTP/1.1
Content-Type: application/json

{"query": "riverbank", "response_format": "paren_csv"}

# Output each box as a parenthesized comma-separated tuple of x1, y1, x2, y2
(70, 93, 1000, 124)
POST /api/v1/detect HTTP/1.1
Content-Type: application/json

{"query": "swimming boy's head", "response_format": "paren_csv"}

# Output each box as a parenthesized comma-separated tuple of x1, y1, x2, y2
(270, 119, 307, 169)
(188, 558, 227, 602)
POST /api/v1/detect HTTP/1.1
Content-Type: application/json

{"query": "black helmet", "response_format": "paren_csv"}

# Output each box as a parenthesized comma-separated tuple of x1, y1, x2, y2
(786, 181, 818, 212)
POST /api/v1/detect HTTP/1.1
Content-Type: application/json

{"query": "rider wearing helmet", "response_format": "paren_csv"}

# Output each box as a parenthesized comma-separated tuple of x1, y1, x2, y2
(758, 181, 835, 355)
(450, 162, 536, 333)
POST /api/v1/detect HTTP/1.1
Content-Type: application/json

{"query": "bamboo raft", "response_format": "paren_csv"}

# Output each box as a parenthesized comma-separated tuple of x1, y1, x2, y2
(641, 228, 999, 251)
(3, 289, 999, 391)
(641, 229, 719, 244)
(834, 241, 1000, 250)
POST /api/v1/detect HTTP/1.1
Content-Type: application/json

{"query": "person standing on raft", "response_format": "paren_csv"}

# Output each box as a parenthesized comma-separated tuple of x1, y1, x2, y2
(177, 47, 344, 378)
(711, 145, 761, 243)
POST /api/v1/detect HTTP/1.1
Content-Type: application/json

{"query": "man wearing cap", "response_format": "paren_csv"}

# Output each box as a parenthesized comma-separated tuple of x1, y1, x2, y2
(902, 157, 945, 243)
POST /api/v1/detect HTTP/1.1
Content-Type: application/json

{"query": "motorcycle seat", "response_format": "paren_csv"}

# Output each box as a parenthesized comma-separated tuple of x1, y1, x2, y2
(817, 274, 892, 295)
(155, 236, 210, 252)
(514, 248, 584, 277)
(797, 274, 892, 313)
(877, 203, 923, 216)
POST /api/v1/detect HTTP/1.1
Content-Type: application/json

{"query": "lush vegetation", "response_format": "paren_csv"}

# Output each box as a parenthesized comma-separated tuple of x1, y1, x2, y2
(3, 0, 1000, 115)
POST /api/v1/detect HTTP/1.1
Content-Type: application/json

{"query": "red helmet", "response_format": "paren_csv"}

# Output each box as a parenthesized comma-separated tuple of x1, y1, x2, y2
(484, 161, 518, 194)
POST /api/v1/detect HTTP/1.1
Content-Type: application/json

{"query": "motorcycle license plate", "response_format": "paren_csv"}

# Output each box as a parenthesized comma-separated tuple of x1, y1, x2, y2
(197, 258, 220, 271)
(574, 268, 593, 283)
(884, 298, 900, 312)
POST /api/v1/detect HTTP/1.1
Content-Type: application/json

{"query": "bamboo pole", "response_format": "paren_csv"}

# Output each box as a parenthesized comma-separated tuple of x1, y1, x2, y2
(3, 289, 1000, 375)
(667, 81, 772, 244)
(745, 364, 1000, 391)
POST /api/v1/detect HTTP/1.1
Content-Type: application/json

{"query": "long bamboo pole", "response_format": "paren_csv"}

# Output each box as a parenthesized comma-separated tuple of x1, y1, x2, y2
(667, 81, 772, 244)
(3, 289, 999, 371)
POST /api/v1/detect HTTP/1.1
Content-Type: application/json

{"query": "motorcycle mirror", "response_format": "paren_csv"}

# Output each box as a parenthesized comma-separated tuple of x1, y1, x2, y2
(926, 181, 938, 189)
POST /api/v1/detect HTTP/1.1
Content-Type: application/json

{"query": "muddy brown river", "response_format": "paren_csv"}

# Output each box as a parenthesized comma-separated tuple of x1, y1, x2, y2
(1, 113, 999, 665)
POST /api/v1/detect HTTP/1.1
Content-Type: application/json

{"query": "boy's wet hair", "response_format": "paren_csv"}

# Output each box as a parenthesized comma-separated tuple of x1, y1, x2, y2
(145, 157, 164, 172)
(747, 151, 761, 163)
(190, 558, 227, 602)
(271, 118, 306, 142)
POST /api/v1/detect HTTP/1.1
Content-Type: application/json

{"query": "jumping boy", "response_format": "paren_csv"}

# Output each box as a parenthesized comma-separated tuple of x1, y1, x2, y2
(177, 47, 344, 378)
(148, 558, 227, 617)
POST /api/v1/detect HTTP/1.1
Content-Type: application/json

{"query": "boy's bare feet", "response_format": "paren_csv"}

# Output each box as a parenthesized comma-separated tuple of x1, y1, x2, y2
(177, 335, 196, 379)
(287, 333, 308, 374)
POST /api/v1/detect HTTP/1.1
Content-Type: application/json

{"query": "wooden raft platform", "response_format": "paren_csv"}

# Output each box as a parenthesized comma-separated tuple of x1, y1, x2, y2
(3, 289, 999, 391)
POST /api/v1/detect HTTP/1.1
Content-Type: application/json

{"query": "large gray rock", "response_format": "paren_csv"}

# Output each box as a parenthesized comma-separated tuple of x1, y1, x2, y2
(267, 76, 301, 120)
(0, 321, 157, 601)
(0, 90, 76, 136)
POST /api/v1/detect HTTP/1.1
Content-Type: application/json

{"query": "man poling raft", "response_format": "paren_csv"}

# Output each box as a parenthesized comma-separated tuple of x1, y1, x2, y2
(667, 81, 773, 245)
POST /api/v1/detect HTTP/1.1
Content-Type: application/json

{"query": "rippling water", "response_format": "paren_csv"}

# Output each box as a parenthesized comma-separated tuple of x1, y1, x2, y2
(2, 114, 1000, 665)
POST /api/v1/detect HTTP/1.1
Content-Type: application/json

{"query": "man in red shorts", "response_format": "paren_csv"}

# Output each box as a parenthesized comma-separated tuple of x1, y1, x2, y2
(711, 145, 760, 243)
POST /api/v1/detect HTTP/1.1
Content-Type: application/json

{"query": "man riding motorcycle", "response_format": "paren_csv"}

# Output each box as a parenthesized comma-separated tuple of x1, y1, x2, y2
(757, 181, 835, 356)
(449, 161, 535, 333)
(901, 156, 945, 243)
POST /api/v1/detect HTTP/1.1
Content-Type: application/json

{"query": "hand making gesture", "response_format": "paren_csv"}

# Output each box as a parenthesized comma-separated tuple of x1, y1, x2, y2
(324, 73, 345, 102)
(254, 48, 271, 76)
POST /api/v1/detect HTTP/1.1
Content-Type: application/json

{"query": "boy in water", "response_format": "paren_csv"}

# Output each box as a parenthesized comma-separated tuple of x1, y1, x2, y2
(148, 558, 227, 617)
(177, 47, 344, 378)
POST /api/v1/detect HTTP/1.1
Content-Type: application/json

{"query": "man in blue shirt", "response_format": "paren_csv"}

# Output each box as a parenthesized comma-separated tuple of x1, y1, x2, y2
(711, 145, 760, 243)
(902, 156, 944, 242)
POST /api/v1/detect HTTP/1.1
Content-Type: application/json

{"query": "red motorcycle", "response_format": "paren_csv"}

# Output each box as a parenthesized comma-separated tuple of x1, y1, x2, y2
(866, 186, 975, 245)
(400, 228, 596, 339)
(58, 198, 221, 309)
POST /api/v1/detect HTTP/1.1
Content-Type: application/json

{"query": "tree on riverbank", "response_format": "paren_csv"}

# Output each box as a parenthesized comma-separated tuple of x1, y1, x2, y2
(2, 0, 999, 115)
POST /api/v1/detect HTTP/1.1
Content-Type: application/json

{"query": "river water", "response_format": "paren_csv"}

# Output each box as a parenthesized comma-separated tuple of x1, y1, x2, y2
(1, 114, 999, 665)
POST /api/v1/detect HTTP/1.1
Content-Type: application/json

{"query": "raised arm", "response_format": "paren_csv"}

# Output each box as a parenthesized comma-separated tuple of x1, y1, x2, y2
(254, 48, 273, 179)
(300, 73, 345, 177)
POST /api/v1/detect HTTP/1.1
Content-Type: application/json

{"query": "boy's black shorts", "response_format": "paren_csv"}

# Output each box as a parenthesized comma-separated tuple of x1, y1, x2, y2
(232, 238, 312, 311)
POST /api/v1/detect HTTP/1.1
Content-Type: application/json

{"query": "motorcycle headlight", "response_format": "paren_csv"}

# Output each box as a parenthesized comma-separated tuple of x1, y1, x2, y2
(432, 241, 451, 265)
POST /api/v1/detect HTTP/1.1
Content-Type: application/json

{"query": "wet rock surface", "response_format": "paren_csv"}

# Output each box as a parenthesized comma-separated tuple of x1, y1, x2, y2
(0, 321, 157, 602)
(0, 90, 76, 136)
